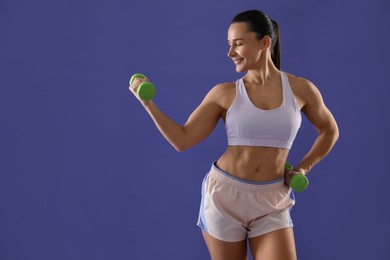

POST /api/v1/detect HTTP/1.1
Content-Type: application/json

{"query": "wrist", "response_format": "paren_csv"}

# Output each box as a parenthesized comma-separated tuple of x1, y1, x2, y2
(142, 100, 153, 109)
(294, 164, 311, 175)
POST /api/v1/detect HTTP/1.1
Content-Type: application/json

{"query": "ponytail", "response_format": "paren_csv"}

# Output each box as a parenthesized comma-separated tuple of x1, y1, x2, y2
(271, 19, 281, 70)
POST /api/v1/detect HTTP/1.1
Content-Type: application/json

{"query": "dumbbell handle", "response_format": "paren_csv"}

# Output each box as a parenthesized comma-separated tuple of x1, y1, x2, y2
(129, 73, 156, 101)
(284, 163, 309, 192)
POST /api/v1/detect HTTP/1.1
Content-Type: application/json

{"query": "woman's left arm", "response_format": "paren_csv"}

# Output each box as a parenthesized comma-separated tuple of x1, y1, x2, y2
(295, 79, 339, 175)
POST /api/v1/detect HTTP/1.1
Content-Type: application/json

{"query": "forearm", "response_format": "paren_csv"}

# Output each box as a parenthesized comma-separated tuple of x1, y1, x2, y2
(142, 101, 187, 151)
(295, 128, 339, 174)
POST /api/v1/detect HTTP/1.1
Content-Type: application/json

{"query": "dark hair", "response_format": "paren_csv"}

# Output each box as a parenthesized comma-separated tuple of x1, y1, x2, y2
(232, 10, 281, 69)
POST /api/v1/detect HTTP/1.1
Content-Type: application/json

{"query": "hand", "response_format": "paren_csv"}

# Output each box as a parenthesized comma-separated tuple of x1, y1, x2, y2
(129, 76, 150, 103)
(284, 167, 305, 187)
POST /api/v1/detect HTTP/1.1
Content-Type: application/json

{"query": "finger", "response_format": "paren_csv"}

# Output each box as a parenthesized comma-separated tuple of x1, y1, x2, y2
(130, 78, 142, 88)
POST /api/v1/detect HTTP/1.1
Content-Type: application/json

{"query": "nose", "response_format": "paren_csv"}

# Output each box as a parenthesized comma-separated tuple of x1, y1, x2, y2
(227, 46, 236, 58)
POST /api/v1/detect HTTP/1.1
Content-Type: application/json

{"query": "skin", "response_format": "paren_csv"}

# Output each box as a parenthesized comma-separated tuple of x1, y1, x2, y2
(129, 22, 339, 260)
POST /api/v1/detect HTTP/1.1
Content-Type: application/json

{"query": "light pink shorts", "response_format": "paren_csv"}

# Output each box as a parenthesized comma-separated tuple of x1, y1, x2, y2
(197, 162, 295, 242)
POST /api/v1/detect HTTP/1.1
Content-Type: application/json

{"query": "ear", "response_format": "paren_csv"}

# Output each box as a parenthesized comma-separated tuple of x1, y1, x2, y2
(260, 36, 272, 50)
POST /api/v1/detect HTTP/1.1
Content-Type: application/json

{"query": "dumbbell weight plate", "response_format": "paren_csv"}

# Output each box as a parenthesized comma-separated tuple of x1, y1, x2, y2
(137, 82, 156, 101)
(290, 174, 309, 192)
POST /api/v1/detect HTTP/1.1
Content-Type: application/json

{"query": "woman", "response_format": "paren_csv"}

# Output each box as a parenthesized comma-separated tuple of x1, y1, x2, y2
(129, 9, 339, 260)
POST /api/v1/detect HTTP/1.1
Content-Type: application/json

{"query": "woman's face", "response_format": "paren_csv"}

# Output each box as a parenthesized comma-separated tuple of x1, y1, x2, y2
(227, 22, 268, 73)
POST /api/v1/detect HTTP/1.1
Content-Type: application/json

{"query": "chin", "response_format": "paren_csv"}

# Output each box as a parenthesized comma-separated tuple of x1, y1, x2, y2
(234, 61, 248, 73)
(235, 66, 247, 73)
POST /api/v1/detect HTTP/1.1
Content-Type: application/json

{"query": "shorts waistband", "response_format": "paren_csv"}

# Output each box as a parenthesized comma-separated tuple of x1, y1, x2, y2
(209, 161, 286, 192)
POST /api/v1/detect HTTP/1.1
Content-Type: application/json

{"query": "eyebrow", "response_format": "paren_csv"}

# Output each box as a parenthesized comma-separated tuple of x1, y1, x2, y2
(227, 38, 244, 42)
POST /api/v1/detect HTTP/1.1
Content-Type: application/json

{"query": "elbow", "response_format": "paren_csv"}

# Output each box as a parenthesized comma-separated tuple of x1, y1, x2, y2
(318, 123, 339, 146)
(333, 122, 340, 143)
(334, 128, 340, 143)
(173, 143, 190, 153)
(172, 132, 194, 152)
(174, 146, 187, 153)
(172, 131, 197, 152)
(327, 123, 340, 145)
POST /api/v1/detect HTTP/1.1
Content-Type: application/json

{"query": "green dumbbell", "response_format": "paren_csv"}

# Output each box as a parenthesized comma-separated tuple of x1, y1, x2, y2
(129, 73, 156, 101)
(285, 162, 309, 192)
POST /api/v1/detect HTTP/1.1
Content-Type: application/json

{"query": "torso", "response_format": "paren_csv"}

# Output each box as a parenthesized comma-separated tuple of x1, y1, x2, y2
(216, 71, 305, 182)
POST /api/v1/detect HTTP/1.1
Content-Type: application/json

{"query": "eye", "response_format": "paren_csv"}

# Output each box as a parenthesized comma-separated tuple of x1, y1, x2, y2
(228, 43, 243, 48)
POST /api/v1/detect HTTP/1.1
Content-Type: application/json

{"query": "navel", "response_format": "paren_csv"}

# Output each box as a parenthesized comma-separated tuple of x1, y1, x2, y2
(255, 165, 262, 174)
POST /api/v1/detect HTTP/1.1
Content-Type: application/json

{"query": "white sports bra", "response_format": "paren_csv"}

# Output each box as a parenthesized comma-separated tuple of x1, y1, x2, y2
(225, 71, 301, 149)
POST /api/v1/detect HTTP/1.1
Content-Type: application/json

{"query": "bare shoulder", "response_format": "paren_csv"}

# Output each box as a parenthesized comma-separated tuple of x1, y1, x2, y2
(209, 82, 236, 95)
(285, 72, 323, 109)
(285, 72, 318, 92)
(205, 81, 236, 110)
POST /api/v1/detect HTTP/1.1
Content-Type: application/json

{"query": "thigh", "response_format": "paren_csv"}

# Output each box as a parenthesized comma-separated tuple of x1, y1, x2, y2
(202, 231, 248, 260)
(249, 228, 297, 260)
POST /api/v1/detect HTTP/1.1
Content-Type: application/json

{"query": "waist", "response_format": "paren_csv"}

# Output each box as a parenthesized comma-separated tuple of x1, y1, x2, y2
(216, 146, 289, 182)
(209, 162, 286, 192)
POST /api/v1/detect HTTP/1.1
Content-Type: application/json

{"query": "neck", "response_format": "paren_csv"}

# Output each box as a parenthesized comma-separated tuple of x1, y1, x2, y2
(243, 52, 279, 86)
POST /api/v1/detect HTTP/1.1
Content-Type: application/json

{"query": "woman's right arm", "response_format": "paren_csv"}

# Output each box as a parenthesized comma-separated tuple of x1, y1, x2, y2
(129, 77, 227, 152)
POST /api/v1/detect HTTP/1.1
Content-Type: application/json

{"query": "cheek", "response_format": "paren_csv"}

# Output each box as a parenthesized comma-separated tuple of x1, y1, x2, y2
(238, 47, 250, 56)
(245, 49, 262, 62)
(239, 46, 258, 59)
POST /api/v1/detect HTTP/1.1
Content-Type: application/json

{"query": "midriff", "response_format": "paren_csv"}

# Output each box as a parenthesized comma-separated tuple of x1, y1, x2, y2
(216, 146, 289, 182)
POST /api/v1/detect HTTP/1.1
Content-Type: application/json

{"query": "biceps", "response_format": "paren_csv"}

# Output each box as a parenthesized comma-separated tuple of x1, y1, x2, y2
(183, 103, 222, 145)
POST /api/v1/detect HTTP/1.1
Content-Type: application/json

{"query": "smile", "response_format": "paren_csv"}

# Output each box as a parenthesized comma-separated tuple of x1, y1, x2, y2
(234, 58, 243, 64)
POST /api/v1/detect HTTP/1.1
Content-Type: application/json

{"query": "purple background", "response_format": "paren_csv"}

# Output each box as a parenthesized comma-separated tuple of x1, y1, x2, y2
(1, 0, 389, 259)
